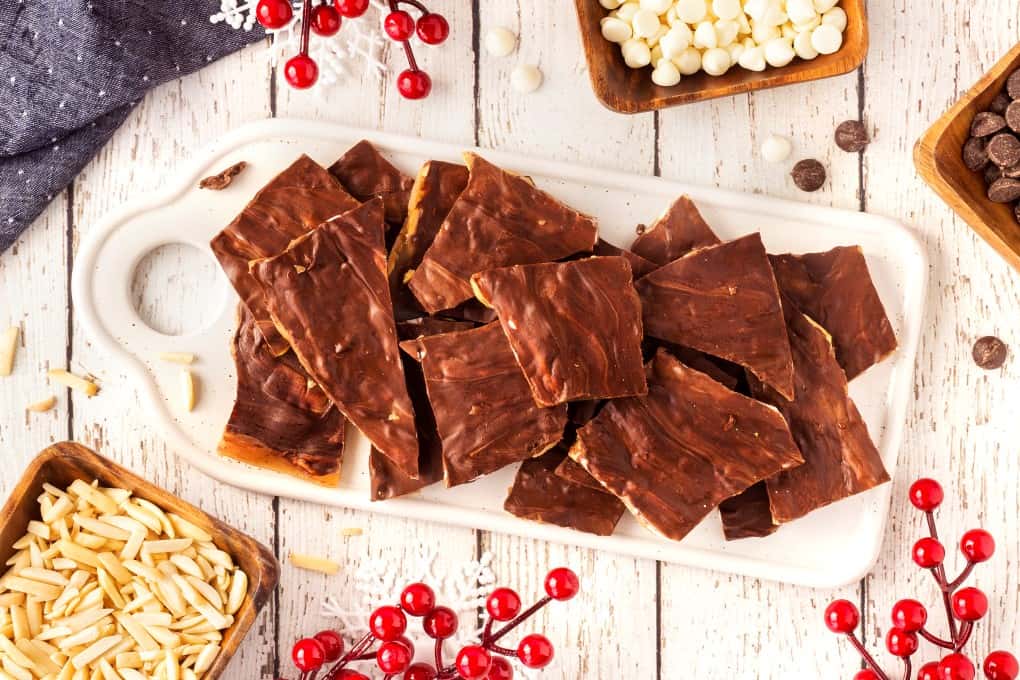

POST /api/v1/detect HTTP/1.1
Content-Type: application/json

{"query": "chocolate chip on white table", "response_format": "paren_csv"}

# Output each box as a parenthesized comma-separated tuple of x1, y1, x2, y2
(986, 133, 1020, 167)
(963, 137, 989, 171)
(1008, 68, 1020, 99)
(835, 120, 869, 152)
(972, 336, 1008, 370)
(991, 92, 1012, 115)
(791, 159, 826, 192)
(986, 177, 1020, 203)
(970, 111, 1007, 137)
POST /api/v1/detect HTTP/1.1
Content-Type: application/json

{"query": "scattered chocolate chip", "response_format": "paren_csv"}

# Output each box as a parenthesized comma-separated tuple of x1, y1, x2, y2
(991, 92, 1012, 114)
(791, 159, 826, 192)
(1008, 69, 1020, 99)
(963, 137, 989, 171)
(972, 336, 1008, 370)
(834, 120, 869, 152)
(635, 223, 647, 235)
(984, 164, 1002, 184)
(970, 111, 1007, 137)
(987, 133, 1020, 167)
(1005, 101, 1020, 133)
(199, 161, 248, 190)
(987, 177, 1020, 202)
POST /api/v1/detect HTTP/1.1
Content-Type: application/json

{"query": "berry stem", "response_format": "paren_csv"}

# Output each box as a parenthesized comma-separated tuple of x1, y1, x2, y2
(481, 617, 495, 644)
(846, 632, 890, 680)
(394, 0, 429, 14)
(298, 0, 312, 55)
(925, 510, 960, 643)
(434, 638, 444, 673)
(955, 621, 974, 652)
(901, 658, 911, 680)
(387, 0, 420, 72)
(918, 627, 956, 650)
(948, 561, 976, 590)
(488, 596, 553, 644)
(487, 643, 516, 657)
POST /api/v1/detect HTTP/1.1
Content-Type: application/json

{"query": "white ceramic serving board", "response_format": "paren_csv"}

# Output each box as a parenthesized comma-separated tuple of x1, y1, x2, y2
(73, 118, 927, 588)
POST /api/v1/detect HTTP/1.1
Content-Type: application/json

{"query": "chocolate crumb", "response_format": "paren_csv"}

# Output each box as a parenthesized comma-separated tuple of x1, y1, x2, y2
(635, 223, 647, 235)
(200, 161, 248, 190)
(970, 112, 1007, 137)
(791, 159, 827, 192)
(973, 336, 1008, 370)
(1008, 69, 1020, 100)
(963, 137, 989, 171)
(835, 120, 869, 152)
(987, 133, 1020, 167)
(987, 177, 1020, 203)
(991, 92, 1012, 114)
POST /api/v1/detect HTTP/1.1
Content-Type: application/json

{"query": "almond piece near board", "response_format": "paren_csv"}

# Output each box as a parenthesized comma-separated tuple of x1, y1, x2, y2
(26, 396, 57, 412)
(0, 326, 18, 376)
(47, 369, 100, 396)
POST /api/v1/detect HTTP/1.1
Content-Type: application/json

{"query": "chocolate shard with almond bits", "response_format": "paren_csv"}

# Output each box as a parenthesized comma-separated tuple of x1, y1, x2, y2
(408, 153, 599, 313)
(630, 194, 721, 265)
(719, 483, 779, 541)
(471, 256, 647, 407)
(218, 304, 345, 486)
(401, 322, 568, 487)
(592, 239, 659, 279)
(329, 139, 414, 231)
(635, 232, 797, 400)
(504, 448, 626, 537)
(553, 455, 606, 492)
(748, 298, 890, 524)
(210, 154, 360, 356)
(569, 350, 803, 541)
(769, 246, 897, 380)
(251, 199, 420, 478)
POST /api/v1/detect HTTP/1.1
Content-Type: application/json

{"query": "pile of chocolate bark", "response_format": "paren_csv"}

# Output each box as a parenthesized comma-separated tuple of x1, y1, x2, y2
(210, 140, 898, 543)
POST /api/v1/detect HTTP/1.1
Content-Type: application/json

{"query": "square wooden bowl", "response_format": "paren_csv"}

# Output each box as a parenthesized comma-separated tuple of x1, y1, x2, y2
(573, 1, 869, 113)
(915, 43, 1020, 273)
(0, 442, 279, 680)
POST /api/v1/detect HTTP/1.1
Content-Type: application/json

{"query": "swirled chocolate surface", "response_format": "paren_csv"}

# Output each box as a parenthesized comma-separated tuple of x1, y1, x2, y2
(630, 194, 721, 265)
(719, 483, 778, 541)
(328, 139, 413, 231)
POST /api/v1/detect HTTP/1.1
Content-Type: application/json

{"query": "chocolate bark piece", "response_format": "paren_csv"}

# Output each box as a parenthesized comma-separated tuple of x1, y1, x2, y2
(472, 257, 647, 407)
(553, 456, 605, 492)
(635, 233, 796, 400)
(504, 449, 625, 537)
(210, 154, 360, 355)
(402, 322, 567, 487)
(251, 199, 420, 477)
(655, 342, 744, 392)
(568, 350, 803, 541)
(408, 153, 599, 313)
(592, 239, 659, 278)
(199, 161, 247, 190)
(328, 140, 413, 229)
(630, 194, 721, 265)
(219, 304, 345, 486)
(769, 246, 897, 380)
(719, 483, 778, 540)
(749, 302, 890, 524)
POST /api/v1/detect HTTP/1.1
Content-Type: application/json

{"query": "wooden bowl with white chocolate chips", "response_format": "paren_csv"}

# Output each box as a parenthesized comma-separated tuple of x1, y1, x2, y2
(0, 442, 279, 680)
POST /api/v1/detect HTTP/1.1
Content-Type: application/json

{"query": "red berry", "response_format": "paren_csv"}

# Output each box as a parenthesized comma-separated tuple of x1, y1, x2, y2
(517, 634, 554, 669)
(485, 656, 514, 680)
(337, 672, 370, 680)
(823, 600, 860, 634)
(334, 0, 368, 18)
(938, 653, 976, 680)
(369, 605, 407, 641)
(416, 13, 450, 44)
(284, 54, 318, 89)
(403, 663, 438, 680)
(455, 646, 492, 680)
(952, 587, 988, 621)
(384, 10, 416, 41)
(423, 606, 458, 639)
(885, 628, 918, 657)
(310, 5, 341, 36)
(255, 0, 293, 29)
(917, 662, 940, 680)
(960, 529, 996, 563)
(486, 588, 522, 621)
(854, 671, 881, 680)
(377, 640, 412, 674)
(397, 69, 432, 99)
(292, 637, 325, 672)
(545, 567, 581, 601)
(400, 583, 436, 616)
(313, 630, 344, 662)
(913, 537, 946, 568)
(984, 651, 1020, 680)
(909, 478, 944, 511)
(891, 599, 927, 632)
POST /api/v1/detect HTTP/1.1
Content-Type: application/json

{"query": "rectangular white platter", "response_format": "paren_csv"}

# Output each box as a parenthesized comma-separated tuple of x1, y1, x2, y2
(72, 118, 927, 589)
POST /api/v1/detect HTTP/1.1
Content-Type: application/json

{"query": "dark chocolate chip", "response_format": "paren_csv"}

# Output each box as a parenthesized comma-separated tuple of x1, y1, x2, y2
(987, 133, 1020, 167)
(1006, 101, 1020, 133)
(635, 223, 647, 235)
(1004, 163, 1020, 179)
(791, 159, 827, 192)
(963, 136, 989, 171)
(991, 92, 1012, 114)
(834, 120, 869, 152)
(972, 336, 1008, 370)
(970, 111, 1007, 137)
(1008, 69, 1020, 99)
(985, 164, 1003, 184)
(987, 177, 1020, 202)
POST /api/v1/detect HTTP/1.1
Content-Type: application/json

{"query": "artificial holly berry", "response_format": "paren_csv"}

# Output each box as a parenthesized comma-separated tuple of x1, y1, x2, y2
(455, 646, 492, 680)
(310, 5, 342, 36)
(401, 583, 436, 617)
(984, 651, 1020, 680)
(951, 587, 989, 621)
(824, 599, 860, 634)
(517, 634, 555, 669)
(416, 13, 450, 45)
(960, 529, 996, 563)
(423, 606, 458, 639)
(255, 0, 293, 29)
(854, 670, 881, 680)
(292, 637, 326, 672)
(395, 635, 415, 656)
(485, 656, 514, 680)
(334, 0, 369, 18)
(384, 10, 416, 41)
(313, 630, 344, 662)
(545, 567, 580, 601)
(337, 672, 370, 680)
(404, 663, 438, 680)
(370, 605, 408, 641)
(913, 536, 946, 568)
(909, 478, 944, 511)
(938, 653, 976, 680)
(885, 628, 919, 658)
(397, 69, 432, 99)
(486, 588, 522, 621)
(377, 640, 413, 674)
(891, 598, 928, 632)
(284, 54, 318, 89)
(917, 662, 940, 680)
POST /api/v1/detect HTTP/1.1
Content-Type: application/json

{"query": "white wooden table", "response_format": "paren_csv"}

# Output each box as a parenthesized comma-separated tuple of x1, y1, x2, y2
(3, 2, 1019, 677)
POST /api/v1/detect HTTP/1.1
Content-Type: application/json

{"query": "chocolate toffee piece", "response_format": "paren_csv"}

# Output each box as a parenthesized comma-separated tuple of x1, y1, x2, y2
(630, 194, 721, 265)
(251, 199, 420, 478)
(769, 246, 897, 380)
(553, 456, 605, 492)
(635, 233, 796, 400)
(472, 257, 647, 407)
(402, 322, 568, 487)
(749, 302, 889, 524)
(408, 153, 599, 313)
(210, 154, 360, 355)
(654, 342, 744, 392)
(504, 449, 625, 537)
(569, 350, 803, 541)
(329, 139, 414, 229)
(219, 304, 345, 486)
(592, 239, 658, 278)
(719, 483, 778, 541)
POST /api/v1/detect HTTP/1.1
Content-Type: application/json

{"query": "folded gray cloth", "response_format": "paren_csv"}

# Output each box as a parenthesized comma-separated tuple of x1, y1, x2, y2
(0, 1, 264, 253)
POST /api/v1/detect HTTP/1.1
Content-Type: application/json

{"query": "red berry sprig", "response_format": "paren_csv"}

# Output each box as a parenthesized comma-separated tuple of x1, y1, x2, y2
(824, 478, 1017, 680)
(284, 568, 579, 680)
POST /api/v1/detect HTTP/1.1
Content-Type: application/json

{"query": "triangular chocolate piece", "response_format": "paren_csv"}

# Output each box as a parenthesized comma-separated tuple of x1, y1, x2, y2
(630, 195, 721, 265)
(329, 140, 413, 231)
(554, 456, 606, 492)
(636, 233, 796, 400)
(592, 239, 658, 278)
(719, 483, 778, 541)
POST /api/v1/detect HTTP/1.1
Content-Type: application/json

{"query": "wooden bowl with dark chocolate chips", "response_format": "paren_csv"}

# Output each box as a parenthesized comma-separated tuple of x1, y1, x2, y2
(916, 42, 1020, 273)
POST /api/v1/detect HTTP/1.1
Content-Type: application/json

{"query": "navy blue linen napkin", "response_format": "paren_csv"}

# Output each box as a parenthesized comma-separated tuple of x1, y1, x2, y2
(0, 1, 264, 253)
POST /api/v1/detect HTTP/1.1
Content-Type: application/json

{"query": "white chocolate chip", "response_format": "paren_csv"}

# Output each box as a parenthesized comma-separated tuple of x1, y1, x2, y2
(674, 0, 707, 23)
(600, 0, 625, 8)
(650, 44, 664, 63)
(793, 15, 821, 32)
(780, 22, 797, 39)
(727, 41, 745, 63)
(793, 29, 819, 59)
(785, 0, 817, 25)
(712, 0, 742, 20)
(614, 1, 640, 21)
(761, 134, 793, 163)
(715, 19, 740, 46)
(810, 23, 843, 54)
(813, 0, 838, 11)
(821, 6, 847, 31)
(738, 44, 767, 71)
(601, 16, 633, 43)
(621, 38, 653, 68)
(646, 22, 669, 46)
(743, 0, 769, 21)
(673, 46, 702, 74)
(659, 24, 692, 57)
(751, 21, 781, 44)
(484, 27, 517, 57)
(510, 64, 543, 92)
(651, 58, 682, 86)
(701, 47, 732, 76)
(631, 8, 662, 38)
(763, 36, 795, 67)
(640, 0, 672, 13)
(693, 20, 717, 48)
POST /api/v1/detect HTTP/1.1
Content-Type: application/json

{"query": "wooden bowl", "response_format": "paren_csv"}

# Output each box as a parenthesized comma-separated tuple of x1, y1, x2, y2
(0, 442, 279, 680)
(915, 43, 1020, 273)
(573, 1, 869, 113)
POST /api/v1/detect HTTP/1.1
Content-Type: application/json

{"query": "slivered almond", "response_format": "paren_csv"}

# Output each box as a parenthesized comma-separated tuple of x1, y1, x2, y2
(288, 552, 340, 575)
(340, 527, 363, 537)
(47, 369, 99, 397)
(5, 577, 63, 601)
(157, 353, 195, 365)
(70, 635, 123, 669)
(26, 396, 57, 413)
(0, 326, 18, 376)
(180, 371, 196, 412)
